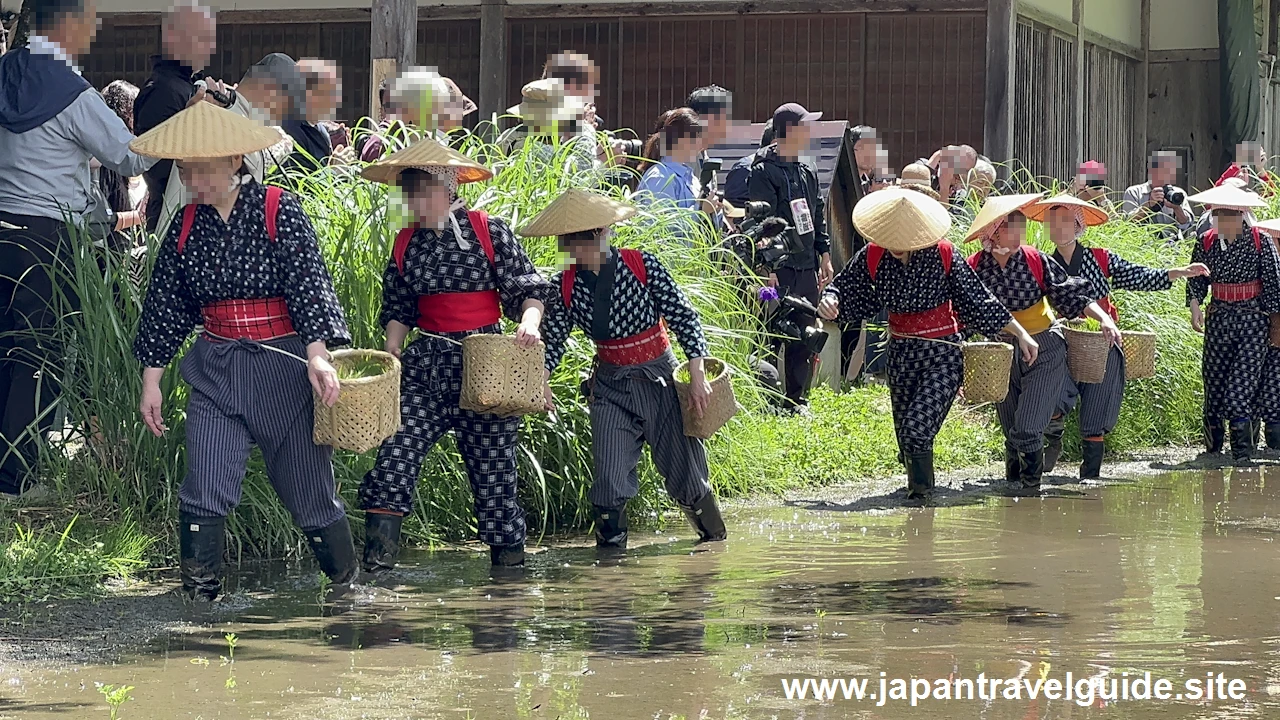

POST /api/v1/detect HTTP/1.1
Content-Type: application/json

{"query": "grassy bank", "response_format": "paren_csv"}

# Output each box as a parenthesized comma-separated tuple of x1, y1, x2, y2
(0, 135, 1214, 599)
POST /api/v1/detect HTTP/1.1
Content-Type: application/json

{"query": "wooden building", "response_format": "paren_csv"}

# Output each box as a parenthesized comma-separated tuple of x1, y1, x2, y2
(72, 0, 1268, 190)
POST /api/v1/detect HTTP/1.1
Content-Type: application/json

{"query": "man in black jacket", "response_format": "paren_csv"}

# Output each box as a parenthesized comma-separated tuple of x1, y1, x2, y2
(133, 0, 227, 232)
(748, 103, 832, 410)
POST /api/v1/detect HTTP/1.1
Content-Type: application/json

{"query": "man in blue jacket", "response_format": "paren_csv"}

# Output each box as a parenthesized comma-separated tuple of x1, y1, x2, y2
(0, 0, 157, 502)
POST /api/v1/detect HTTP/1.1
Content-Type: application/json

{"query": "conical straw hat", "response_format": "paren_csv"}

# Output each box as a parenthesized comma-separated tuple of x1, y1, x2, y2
(964, 193, 1045, 241)
(130, 102, 283, 160)
(518, 188, 636, 238)
(1187, 184, 1267, 210)
(361, 137, 492, 186)
(1255, 218, 1280, 235)
(852, 187, 951, 252)
(1024, 193, 1110, 226)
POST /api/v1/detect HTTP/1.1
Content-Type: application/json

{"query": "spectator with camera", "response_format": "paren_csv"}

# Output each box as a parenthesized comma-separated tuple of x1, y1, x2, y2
(748, 103, 832, 411)
(1122, 150, 1195, 242)
(1072, 160, 1115, 212)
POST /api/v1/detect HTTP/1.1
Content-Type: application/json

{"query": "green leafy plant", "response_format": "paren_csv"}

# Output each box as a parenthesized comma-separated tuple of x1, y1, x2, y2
(96, 683, 134, 720)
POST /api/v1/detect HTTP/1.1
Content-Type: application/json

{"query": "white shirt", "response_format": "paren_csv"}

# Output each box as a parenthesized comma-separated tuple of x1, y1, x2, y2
(26, 35, 82, 76)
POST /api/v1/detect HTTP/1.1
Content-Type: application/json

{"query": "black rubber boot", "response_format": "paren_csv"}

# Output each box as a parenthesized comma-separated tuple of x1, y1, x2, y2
(1266, 422, 1280, 450)
(1042, 416, 1066, 473)
(1080, 439, 1105, 480)
(1205, 418, 1225, 454)
(1004, 442, 1020, 483)
(306, 516, 359, 584)
(1230, 420, 1255, 464)
(1018, 449, 1044, 491)
(489, 543, 526, 567)
(362, 512, 403, 573)
(682, 493, 728, 543)
(179, 513, 225, 602)
(904, 451, 935, 500)
(593, 505, 629, 549)
(1252, 420, 1262, 451)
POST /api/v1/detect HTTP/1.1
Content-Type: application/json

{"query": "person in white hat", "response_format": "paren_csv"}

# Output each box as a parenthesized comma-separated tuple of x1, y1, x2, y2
(1186, 185, 1280, 463)
(1026, 194, 1209, 479)
(130, 103, 357, 601)
(965, 194, 1120, 492)
(1252, 216, 1280, 453)
(356, 139, 555, 571)
(817, 188, 1038, 500)
(524, 189, 725, 549)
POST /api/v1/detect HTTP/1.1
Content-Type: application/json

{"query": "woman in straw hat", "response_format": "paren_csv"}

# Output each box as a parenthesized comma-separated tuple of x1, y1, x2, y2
(1186, 185, 1280, 463)
(965, 193, 1120, 492)
(357, 138, 555, 571)
(1025, 194, 1208, 479)
(1252, 217, 1280, 453)
(131, 103, 357, 601)
(817, 188, 1038, 499)
(526, 189, 725, 549)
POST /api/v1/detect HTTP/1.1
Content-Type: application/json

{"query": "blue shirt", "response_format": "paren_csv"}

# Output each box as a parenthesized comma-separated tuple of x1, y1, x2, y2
(638, 157, 698, 209)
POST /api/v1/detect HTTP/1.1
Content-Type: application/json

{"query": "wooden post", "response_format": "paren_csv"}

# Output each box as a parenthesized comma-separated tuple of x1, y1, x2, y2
(478, 0, 508, 125)
(984, 0, 1016, 175)
(1139, 0, 1151, 182)
(1074, 0, 1086, 166)
(371, 0, 416, 117)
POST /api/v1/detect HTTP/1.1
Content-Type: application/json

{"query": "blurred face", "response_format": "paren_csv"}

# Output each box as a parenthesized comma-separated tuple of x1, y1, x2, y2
(56, 0, 101, 58)
(238, 77, 287, 123)
(402, 173, 453, 227)
(1238, 141, 1263, 166)
(302, 65, 341, 124)
(701, 110, 729, 147)
(163, 6, 215, 70)
(778, 122, 813, 157)
(559, 229, 609, 267)
(1148, 158, 1176, 187)
(992, 213, 1027, 255)
(853, 137, 879, 172)
(178, 155, 243, 204)
(1213, 209, 1245, 238)
(1046, 205, 1078, 246)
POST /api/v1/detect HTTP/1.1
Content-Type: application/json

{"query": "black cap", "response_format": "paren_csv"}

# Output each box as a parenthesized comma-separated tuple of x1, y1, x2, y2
(772, 102, 822, 136)
(246, 53, 307, 118)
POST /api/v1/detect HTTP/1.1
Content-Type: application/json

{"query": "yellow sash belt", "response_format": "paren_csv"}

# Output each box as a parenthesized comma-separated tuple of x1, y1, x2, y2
(1011, 297, 1055, 335)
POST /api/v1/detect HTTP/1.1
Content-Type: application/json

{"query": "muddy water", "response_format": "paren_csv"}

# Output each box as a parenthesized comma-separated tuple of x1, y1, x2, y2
(5, 468, 1280, 719)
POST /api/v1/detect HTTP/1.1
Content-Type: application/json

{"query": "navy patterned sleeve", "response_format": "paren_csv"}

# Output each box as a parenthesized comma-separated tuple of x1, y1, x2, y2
(1187, 236, 1209, 306)
(824, 245, 880, 324)
(949, 257, 1013, 336)
(1107, 250, 1172, 292)
(379, 250, 418, 329)
(1260, 240, 1280, 315)
(273, 193, 352, 347)
(1040, 249, 1097, 319)
(643, 251, 709, 360)
(542, 270, 574, 374)
(487, 216, 556, 321)
(133, 220, 201, 368)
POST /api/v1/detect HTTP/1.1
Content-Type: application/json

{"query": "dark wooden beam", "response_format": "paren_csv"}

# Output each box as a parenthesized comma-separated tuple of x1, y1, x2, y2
(984, 0, 1015, 172)
(478, 0, 507, 124)
(1149, 48, 1219, 63)
(504, 0, 984, 19)
(1073, 0, 1085, 165)
(371, 0, 416, 120)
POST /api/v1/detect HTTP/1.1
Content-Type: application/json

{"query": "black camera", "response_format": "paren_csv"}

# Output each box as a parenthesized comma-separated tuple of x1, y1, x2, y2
(698, 158, 722, 200)
(1162, 184, 1185, 206)
(1086, 178, 1106, 189)
(192, 71, 236, 108)
(725, 201, 792, 273)
(612, 137, 645, 158)
(770, 295, 829, 355)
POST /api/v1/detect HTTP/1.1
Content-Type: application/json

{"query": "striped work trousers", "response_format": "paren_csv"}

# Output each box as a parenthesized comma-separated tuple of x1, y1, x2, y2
(1055, 344, 1126, 438)
(178, 336, 346, 532)
(996, 329, 1068, 453)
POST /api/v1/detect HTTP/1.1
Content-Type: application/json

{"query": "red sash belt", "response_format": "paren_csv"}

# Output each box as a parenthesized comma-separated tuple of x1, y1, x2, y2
(888, 302, 962, 339)
(416, 290, 502, 333)
(596, 323, 671, 366)
(201, 298, 295, 341)
(1212, 280, 1262, 302)
(1095, 295, 1119, 323)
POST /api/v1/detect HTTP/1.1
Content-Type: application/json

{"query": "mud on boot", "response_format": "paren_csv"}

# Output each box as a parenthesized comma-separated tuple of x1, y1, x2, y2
(1230, 420, 1255, 465)
(362, 511, 403, 574)
(593, 505, 629, 550)
(179, 513, 225, 602)
(904, 451, 935, 501)
(489, 543, 526, 568)
(306, 516, 359, 585)
(1079, 438, 1105, 480)
(1042, 416, 1066, 473)
(681, 493, 728, 543)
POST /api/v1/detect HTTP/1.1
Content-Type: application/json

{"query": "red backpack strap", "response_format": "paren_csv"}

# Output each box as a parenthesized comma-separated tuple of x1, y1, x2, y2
(1203, 229, 1217, 253)
(1254, 226, 1263, 251)
(264, 186, 283, 242)
(1022, 245, 1046, 290)
(561, 267, 576, 307)
(938, 240, 954, 274)
(619, 248, 647, 285)
(866, 243, 885, 282)
(1090, 246, 1110, 278)
(468, 210, 496, 265)
(177, 204, 198, 254)
(392, 225, 418, 274)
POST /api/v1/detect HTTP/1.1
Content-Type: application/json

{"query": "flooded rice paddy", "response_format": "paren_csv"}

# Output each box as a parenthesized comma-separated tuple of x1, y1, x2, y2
(5, 466, 1280, 718)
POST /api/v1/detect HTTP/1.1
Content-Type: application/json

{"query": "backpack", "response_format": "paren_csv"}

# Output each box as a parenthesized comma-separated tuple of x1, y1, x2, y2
(178, 185, 283, 253)
(967, 245, 1046, 291)
(562, 248, 647, 307)
(867, 241, 954, 282)
(392, 210, 494, 275)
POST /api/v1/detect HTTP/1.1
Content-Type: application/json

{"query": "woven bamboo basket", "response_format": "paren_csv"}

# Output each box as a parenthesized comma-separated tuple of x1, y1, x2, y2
(313, 349, 401, 453)
(1064, 325, 1110, 384)
(673, 358, 739, 439)
(1271, 314, 1280, 348)
(459, 334, 546, 418)
(962, 342, 1013, 404)
(1122, 331, 1157, 381)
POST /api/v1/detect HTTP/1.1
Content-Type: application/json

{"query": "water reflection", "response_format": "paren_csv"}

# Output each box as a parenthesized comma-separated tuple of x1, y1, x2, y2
(6, 469, 1280, 719)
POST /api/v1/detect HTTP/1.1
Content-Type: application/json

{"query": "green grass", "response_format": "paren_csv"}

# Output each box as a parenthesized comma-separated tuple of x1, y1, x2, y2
(0, 514, 153, 604)
(0, 130, 1217, 597)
